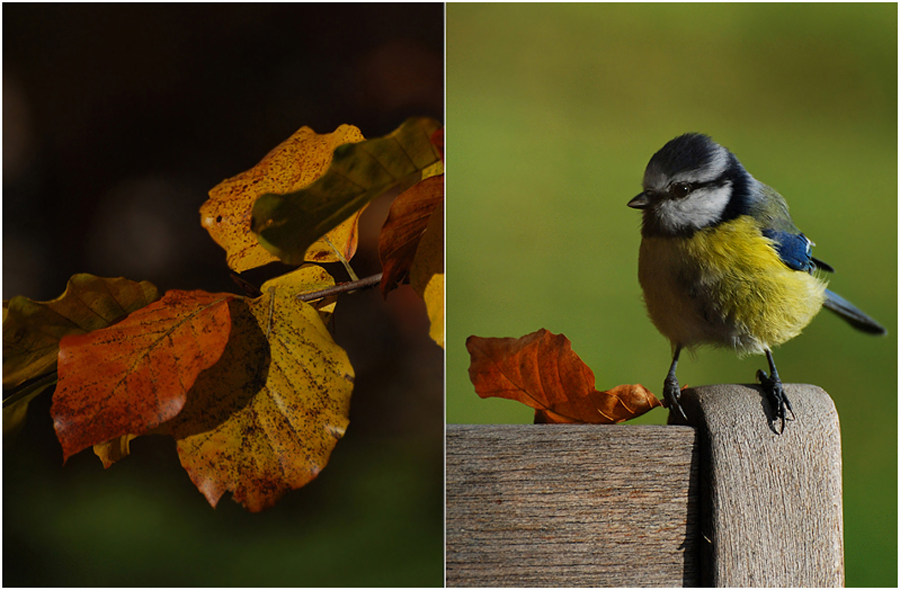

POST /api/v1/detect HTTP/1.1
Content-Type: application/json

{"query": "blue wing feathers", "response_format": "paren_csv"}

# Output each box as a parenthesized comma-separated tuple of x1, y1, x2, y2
(762, 229, 815, 272)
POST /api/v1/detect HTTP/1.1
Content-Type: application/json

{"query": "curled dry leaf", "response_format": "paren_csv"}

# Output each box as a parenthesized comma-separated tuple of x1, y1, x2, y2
(51, 290, 233, 462)
(466, 329, 661, 423)
(534, 384, 662, 424)
(163, 267, 355, 512)
(200, 124, 367, 272)
(379, 174, 444, 296)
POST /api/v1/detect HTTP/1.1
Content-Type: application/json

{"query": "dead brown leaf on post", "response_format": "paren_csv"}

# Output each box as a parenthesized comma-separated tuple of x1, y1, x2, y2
(467, 329, 661, 424)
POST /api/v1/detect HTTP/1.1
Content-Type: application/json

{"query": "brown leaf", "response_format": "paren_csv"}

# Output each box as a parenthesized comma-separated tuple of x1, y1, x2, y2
(467, 329, 662, 424)
(51, 290, 233, 462)
(200, 124, 366, 272)
(379, 174, 444, 296)
(534, 384, 662, 424)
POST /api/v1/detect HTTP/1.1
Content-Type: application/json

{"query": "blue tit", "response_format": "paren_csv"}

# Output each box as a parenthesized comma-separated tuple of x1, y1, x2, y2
(628, 133, 885, 431)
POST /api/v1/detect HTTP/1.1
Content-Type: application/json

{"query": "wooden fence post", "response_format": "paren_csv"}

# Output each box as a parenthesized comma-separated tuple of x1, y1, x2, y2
(671, 383, 845, 587)
(445, 383, 844, 587)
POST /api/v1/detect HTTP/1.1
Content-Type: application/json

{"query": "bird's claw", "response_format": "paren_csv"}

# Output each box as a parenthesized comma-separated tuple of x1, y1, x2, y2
(663, 375, 688, 421)
(757, 369, 794, 433)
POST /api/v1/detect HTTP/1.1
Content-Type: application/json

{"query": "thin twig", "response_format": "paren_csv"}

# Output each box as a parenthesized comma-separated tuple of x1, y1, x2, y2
(297, 273, 383, 302)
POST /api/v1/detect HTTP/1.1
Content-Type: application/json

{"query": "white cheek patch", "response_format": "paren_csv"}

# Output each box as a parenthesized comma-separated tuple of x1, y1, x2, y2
(655, 184, 731, 232)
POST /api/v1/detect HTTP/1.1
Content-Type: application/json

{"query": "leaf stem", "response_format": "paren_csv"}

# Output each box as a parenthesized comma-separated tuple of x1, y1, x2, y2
(324, 236, 359, 282)
(297, 273, 383, 302)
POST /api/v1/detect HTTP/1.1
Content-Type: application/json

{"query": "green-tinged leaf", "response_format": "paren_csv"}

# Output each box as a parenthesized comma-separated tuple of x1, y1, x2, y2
(3, 274, 159, 389)
(200, 124, 367, 272)
(251, 117, 443, 264)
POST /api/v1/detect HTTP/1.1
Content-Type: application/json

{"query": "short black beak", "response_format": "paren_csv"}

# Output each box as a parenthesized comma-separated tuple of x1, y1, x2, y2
(627, 192, 650, 209)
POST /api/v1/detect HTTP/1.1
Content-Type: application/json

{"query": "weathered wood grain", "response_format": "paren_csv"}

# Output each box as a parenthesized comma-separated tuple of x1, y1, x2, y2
(672, 383, 845, 587)
(446, 424, 699, 587)
(446, 384, 844, 588)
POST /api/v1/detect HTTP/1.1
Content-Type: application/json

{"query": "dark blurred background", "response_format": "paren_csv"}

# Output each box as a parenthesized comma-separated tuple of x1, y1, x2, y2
(4, 4, 444, 586)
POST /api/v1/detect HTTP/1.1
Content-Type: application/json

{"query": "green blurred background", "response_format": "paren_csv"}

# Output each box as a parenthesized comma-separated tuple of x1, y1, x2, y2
(447, 4, 896, 587)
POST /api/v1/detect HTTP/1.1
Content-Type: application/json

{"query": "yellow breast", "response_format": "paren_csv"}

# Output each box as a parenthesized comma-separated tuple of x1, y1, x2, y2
(638, 216, 827, 354)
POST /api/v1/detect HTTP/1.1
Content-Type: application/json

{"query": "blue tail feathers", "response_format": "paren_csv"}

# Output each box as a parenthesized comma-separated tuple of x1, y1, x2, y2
(823, 289, 886, 335)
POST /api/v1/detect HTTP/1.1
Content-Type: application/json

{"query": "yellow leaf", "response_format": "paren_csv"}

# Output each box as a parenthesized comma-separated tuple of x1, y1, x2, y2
(165, 267, 354, 511)
(410, 205, 444, 348)
(93, 434, 138, 469)
(259, 264, 337, 324)
(201, 124, 366, 272)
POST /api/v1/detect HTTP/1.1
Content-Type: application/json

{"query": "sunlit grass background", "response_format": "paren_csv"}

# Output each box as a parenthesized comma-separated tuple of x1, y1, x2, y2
(446, 4, 896, 586)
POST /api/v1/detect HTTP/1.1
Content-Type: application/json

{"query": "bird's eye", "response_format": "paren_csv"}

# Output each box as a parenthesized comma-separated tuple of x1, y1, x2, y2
(669, 182, 692, 198)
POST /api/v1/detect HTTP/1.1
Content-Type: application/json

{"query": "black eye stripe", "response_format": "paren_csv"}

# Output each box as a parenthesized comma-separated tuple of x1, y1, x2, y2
(668, 178, 725, 197)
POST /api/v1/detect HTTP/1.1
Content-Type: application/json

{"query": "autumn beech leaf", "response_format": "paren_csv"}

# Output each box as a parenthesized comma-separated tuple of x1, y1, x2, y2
(3, 275, 159, 436)
(3, 274, 159, 389)
(259, 264, 338, 324)
(251, 117, 443, 265)
(200, 124, 367, 272)
(94, 434, 138, 469)
(51, 290, 233, 462)
(466, 329, 662, 424)
(162, 266, 355, 512)
(410, 203, 444, 348)
(533, 384, 662, 424)
(379, 174, 444, 296)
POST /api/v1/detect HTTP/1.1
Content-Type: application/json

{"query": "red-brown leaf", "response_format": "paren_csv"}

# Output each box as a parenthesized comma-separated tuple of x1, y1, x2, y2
(378, 174, 443, 296)
(51, 290, 233, 461)
(467, 329, 662, 424)
(534, 384, 662, 424)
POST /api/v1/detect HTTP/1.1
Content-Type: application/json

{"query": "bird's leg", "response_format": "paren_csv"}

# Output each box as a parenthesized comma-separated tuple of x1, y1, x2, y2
(756, 348, 794, 433)
(663, 345, 687, 420)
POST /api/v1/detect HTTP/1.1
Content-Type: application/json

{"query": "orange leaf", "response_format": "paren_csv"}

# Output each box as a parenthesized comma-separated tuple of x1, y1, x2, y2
(3, 274, 159, 389)
(200, 124, 366, 272)
(379, 174, 444, 296)
(51, 290, 233, 461)
(534, 384, 662, 424)
(466, 329, 662, 424)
